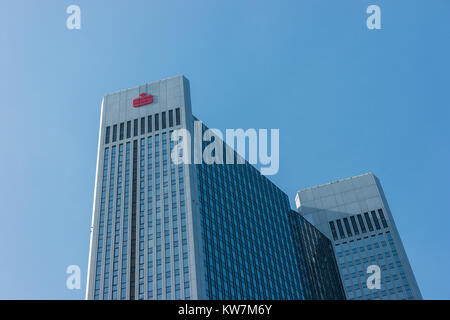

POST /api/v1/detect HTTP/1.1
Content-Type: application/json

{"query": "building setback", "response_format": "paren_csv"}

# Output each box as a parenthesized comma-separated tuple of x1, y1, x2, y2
(86, 75, 345, 300)
(295, 173, 422, 300)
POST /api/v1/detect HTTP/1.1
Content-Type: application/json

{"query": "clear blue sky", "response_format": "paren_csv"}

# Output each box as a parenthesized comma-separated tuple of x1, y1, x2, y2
(1, 0, 449, 299)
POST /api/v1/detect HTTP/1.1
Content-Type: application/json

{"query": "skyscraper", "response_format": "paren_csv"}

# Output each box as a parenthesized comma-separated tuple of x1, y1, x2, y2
(295, 173, 422, 300)
(86, 75, 344, 300)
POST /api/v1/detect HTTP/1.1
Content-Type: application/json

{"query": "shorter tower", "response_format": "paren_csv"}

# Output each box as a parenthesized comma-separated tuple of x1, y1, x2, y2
(295, 173, 422, 300)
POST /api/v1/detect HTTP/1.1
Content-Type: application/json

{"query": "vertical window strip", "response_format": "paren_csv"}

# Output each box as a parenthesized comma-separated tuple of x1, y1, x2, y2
(169, 110, 173, 127)
(329, 221, 338, 240)
(148, 115, 152, 133)
(378, 209, 389, 228)
(134, 119, 138, 137)
(138, 138, 146, 299)
(371, 211, 381, 230)
(179, 163, 189, 299)
(175, 108, 181, 126)
(127, 121, 131, 139)
(147, 136, 154, 299)
(155, 114, 160, 131)
(103, 145, 116, 299)
(105, 126, 111, 144)
(112, 144, 123, 299)
(94, 147, 109, 299)
(364, 212, 374, 232)
(336, 219, 346, 238)
(112, 125, 117, 142)
(130, 140, 138, 299)
(162, 112, 167, 129)
(120, 142, 130, 299)
(357, 214, 367, 233)
(155, 135, 161, 299)
(171, 135, 181, 299)
(141, 117, 145, 135)
(162, 133, 171, 299)
(350, 216, 360, 235)
(343, 218, 353, 237)
(120, 123, 124, 141)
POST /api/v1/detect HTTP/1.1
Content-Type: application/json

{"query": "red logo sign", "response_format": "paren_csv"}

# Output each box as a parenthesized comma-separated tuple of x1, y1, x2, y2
(133, 93, 153, 108)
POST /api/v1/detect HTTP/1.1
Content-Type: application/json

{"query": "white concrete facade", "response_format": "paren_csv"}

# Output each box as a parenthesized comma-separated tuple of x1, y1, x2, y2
(86, 75, 205, 299)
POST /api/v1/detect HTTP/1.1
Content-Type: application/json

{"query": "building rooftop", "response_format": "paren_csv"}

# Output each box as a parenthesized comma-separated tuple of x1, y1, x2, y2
(297, 172, 374, 193)
(104, 74, 186, 97)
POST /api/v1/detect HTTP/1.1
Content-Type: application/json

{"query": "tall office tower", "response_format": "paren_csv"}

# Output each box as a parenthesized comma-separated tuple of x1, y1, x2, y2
(295, 173, 422, 300)
(86, 75, 345, 300)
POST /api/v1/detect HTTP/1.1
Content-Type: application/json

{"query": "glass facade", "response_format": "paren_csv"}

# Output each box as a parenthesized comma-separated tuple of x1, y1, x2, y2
(288, 210, 346, 299)
(195, 120, 345, 300)
(334, 222, 415, 300)
(196, 159, 302, 299)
